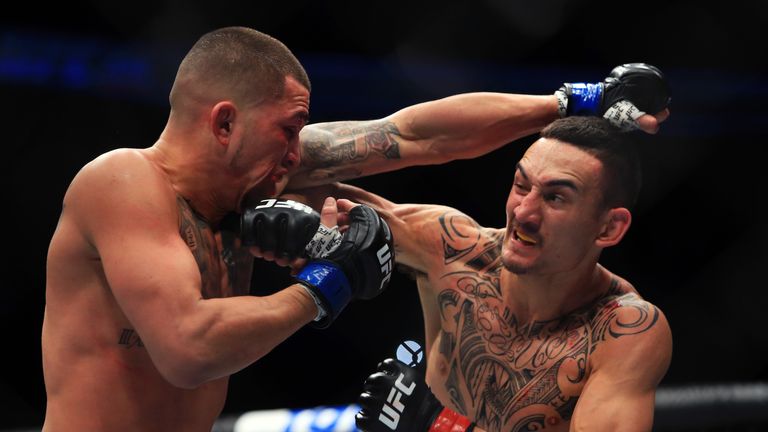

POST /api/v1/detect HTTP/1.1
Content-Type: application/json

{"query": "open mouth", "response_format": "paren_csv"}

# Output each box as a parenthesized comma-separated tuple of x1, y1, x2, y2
(513, 229, 538, 246)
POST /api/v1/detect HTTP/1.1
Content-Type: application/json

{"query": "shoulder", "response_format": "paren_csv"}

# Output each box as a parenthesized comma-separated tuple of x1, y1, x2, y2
(386, 204, 502, 274)
(593, 291, 669, 341)
(590, 274, 670, 342)
(68, 149, 163, 196)
(406, 205, 503, 273)
(65, 149, 178, 235)
(397, 204, 499, 250)
(590, 287, 672, 384)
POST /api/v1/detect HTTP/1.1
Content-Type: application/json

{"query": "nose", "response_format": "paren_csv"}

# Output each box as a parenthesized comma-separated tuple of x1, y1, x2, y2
(512, 191, 542, 229)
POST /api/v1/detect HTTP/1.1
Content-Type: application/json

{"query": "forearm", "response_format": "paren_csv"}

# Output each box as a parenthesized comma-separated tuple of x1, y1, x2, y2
(283, 182, 391, 213)
(155, 284, 316, 388)
(290, 93, 559, 188)
(394, 93, 559, 162)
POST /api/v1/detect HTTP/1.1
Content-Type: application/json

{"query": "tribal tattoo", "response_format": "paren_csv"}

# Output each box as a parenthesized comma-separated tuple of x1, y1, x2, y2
(434, 212, 660, 430)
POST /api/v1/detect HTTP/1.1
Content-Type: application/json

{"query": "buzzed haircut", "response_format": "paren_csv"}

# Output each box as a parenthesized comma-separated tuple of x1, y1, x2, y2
(170, 26, 310, 108)
(540, 116, 642, 210)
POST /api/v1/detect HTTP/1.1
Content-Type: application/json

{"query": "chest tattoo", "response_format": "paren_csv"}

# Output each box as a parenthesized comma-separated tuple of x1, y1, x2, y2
(434, 214, 660, 430)
(177, 197, 252, 298)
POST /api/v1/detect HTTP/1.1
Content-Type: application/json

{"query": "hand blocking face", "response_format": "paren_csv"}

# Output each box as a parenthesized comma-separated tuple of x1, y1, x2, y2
(240, 198, 322, 259)
(240, 198, 345, 270)
(239, 197, 396, 328)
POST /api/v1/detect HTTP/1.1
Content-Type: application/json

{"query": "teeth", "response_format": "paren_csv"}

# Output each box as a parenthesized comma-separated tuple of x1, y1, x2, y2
(516, 230, 537, 245)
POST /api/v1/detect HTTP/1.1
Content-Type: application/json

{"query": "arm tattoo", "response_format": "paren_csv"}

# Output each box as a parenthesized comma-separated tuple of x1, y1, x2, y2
(300, 120, 402, 172)
(439, 213, 481, 264)
(591, 291, 660, 345)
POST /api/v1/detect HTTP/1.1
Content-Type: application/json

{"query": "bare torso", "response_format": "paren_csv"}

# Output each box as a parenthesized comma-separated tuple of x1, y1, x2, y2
(42, 149, 253, 431)
(417, 213, 657, 432)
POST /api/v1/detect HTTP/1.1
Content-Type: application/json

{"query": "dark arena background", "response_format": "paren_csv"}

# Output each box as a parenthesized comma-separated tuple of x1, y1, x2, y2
(3, 1, 767, 431)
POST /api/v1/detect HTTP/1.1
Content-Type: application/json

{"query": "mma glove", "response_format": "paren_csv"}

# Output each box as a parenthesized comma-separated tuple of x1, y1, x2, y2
(555, 63, 671, 131)
(240, 198, 341, 260)
(240, 199, 395, 328)
(356, 358, 475, 432)
(296, 204, 395, 328)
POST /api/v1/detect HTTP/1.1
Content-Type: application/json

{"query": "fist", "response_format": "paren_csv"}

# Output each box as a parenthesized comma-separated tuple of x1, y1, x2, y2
(240, 199, 320, 260)
(558, 62, 671, 133)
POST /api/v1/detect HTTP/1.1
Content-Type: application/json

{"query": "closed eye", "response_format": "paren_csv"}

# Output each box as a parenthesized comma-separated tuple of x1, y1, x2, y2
(283, 127, 297, 140)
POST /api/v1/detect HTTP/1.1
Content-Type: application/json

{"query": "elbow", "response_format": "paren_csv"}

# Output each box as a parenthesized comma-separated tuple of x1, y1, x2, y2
(153, 346, 218, 390)
(160, 366, 207, 390)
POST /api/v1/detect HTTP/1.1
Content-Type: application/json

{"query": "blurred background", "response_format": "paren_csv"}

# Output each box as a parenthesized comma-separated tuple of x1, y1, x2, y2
(3, 0, 767, 430)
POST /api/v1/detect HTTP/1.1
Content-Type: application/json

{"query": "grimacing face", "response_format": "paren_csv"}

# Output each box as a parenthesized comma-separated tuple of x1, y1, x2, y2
(501, 138, 610, 275)
(236, 76, 309, 210)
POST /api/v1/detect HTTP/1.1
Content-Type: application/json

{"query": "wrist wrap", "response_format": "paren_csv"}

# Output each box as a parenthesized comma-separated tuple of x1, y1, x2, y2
(296, 261, 352, 328)
(428, 408, 475, 432)
(564, 83, 603, 115)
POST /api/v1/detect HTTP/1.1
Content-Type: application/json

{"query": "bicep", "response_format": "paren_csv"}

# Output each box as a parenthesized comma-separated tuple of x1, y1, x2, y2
(572, 305, 672, 431)
(76, 168, 203, 354)
(571, 369, 657, 432)
(333, 184, 487, 275)
(97, 223, 201, 335)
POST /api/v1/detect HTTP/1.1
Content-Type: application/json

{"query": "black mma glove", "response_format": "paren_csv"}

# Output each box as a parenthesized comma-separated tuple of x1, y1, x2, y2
(295, 204, 395, 328)
(356, 358, 475, 432)
(555, 63, 671, 131)
(240, 199, 341, 260)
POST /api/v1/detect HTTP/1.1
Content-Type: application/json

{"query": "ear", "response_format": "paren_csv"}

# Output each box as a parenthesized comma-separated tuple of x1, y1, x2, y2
(210, 102, 236, 146)
(595, 207, 632, 248)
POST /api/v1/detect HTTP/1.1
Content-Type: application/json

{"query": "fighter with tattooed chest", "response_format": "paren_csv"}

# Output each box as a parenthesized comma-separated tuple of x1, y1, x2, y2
(287, 67, 672, 431)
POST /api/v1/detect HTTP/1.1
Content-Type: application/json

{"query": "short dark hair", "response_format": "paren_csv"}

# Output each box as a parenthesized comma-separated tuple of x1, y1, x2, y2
(540, 116, 642, 210)
(170, 26, 310, 108)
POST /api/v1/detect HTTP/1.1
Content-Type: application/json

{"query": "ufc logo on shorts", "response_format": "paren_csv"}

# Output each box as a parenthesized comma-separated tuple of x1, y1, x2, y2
(255, 199, 313, 214)
(378, 373, 415, 430)
(377, 244, 393, 291)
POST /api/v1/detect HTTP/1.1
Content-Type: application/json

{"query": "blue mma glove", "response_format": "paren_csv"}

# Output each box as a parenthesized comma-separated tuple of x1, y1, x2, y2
(296, 204, 395, 328)
(556, 63, 671, 131)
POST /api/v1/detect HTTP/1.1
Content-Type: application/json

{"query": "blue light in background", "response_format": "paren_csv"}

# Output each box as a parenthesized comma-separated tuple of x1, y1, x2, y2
(1, 29, 764, 138)
(1, 30, 158, 100)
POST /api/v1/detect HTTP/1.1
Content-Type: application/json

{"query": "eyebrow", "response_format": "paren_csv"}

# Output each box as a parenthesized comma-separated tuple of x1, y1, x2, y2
(515, 163, 579, 191)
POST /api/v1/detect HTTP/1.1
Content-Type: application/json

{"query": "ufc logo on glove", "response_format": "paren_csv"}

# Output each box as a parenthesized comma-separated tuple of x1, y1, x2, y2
(379, 373, 416, 429)
(377, 244, 393, 291)
(254, 199, 314, 213)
